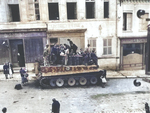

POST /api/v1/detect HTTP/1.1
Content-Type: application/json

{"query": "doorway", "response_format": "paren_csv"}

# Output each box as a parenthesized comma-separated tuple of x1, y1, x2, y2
(17, 44, 25, 67)
(9, 39, 25, 67)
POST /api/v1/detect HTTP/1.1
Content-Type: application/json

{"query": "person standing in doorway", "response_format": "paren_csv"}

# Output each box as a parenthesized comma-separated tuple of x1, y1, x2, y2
(3, 63, 9, 79)
(17, 53, 21, 67)
(52, 98, 60, 113)
(8, 62, 14, 79)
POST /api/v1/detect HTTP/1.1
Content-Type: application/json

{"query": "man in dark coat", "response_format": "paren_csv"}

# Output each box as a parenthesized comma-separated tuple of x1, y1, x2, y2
(52, 98, 60, 113)
(145, 102, 150, 113)
(20, 68, 28, 84)
(67, 39, 78, 54)
(3, 63, 9, 79)
(2, 107, 7, 113)
(91, 50, 99, 68)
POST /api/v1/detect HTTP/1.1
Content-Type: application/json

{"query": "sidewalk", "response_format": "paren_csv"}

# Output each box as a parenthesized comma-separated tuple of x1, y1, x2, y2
(0, 69, 150, 82)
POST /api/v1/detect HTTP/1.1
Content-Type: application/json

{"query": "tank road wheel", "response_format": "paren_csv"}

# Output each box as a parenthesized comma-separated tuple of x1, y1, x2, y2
(50, 79, 56, 87)
(40, 78, 50, 88)
(90, 77, 98, 85)
(56, 78, 64, 87)
(68, 78, 76, 86)
(79, 77, 87, 86)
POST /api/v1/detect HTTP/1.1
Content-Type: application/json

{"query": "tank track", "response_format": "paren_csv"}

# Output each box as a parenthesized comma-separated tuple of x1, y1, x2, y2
(39, 70, 106, 88)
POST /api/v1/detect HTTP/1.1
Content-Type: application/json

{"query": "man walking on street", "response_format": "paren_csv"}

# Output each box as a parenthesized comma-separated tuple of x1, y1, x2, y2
(3, 63, 9, 79)
(52, 98, 60, 113)
(2, 107, 7, 113)
(145, 102, 150, 113)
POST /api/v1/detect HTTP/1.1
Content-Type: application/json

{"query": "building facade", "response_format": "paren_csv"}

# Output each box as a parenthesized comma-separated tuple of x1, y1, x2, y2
(118, 0, 150, 70)
(3, 0, 146, 71)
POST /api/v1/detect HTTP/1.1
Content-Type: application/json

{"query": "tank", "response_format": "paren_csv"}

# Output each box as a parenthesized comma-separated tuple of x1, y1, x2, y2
(36, 40, 107, 88)
(37, 65, 106, 88)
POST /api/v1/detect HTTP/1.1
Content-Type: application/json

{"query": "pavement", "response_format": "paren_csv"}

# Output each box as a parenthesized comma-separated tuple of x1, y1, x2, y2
(0, 69, 150, 82)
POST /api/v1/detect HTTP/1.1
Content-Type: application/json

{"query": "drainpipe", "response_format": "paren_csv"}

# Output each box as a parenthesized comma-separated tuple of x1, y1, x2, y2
(116, 0, 119, 71)
(45, 22, 48, 44)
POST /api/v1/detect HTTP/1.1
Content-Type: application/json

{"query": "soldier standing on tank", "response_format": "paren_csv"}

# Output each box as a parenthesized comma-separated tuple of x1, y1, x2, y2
(51, 44, 57, 65)
(64, 44, 69, 65)
(67, 39, 78, 55)
(91, 50, 99, 68)
(84, 44, 91, 66)
(43, 44, 50, 66)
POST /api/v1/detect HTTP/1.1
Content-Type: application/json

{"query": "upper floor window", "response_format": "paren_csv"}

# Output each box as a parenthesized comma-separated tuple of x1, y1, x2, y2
(88, 38, 97, 53)
(48, 3, 59, 20)
(86, 1, 95, 19)
(104, 1, 109, 18)
(139, 13, 149, 31)
(103, 39, 112, 55)
(123, 13, 132, 31)
(67, 2, 77, 19)
(9, 4, 20, 22)
(35, 0, 40, 20)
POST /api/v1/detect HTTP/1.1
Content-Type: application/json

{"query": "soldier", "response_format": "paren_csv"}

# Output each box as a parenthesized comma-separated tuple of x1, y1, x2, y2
(91, 50, 99, 68)
(84, 44, 92, 66)
(64, 44, 69, 65)
(43, 44, 50, 66)
(67, 39, 78, 54)
(85, 44, 91, 53)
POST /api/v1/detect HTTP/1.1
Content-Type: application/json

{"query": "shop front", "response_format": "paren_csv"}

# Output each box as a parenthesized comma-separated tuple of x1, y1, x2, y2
(0, 29, 47, 67)
(120, 37, 147, 70)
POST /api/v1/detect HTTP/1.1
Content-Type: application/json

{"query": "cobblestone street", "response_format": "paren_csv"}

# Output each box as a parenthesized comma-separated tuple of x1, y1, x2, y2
(0, 77, 150, 113)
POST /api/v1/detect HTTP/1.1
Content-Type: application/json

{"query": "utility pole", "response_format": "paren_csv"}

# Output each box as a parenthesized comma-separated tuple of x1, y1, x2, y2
(137, 9, 150, 75)
(146, 23, 150, 75)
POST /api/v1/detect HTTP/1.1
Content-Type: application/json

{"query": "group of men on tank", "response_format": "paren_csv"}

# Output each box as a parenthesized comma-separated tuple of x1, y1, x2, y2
(43, 39, 99, 68)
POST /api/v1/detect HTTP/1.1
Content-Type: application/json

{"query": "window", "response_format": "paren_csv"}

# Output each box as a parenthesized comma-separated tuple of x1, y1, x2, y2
(50, 38, 58, 48)
(9, 4, 20, 22)
(103, 39, 112, 55)
(35, 0, 40, 20)
(86, 2, 95, 19)
(88, 38, 96, 52)
(104, 1, 109, 18)
(67, 3, 77, 19)
(48, 3, 59, 20)
(123, 13, 132, 31)
(139, 13, 149, 31)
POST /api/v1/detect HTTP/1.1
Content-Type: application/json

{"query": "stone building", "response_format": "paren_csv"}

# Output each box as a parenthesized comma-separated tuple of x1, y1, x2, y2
(0, 0, 118, 71)
(117, 0, 150, 70)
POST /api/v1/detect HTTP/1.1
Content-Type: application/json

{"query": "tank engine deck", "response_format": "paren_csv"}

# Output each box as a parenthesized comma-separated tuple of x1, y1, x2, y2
(38, 65, 106, 88)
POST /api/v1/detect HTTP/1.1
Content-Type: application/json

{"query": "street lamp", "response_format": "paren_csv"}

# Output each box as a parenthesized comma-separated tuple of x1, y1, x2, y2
(137, 9, 145, 18)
